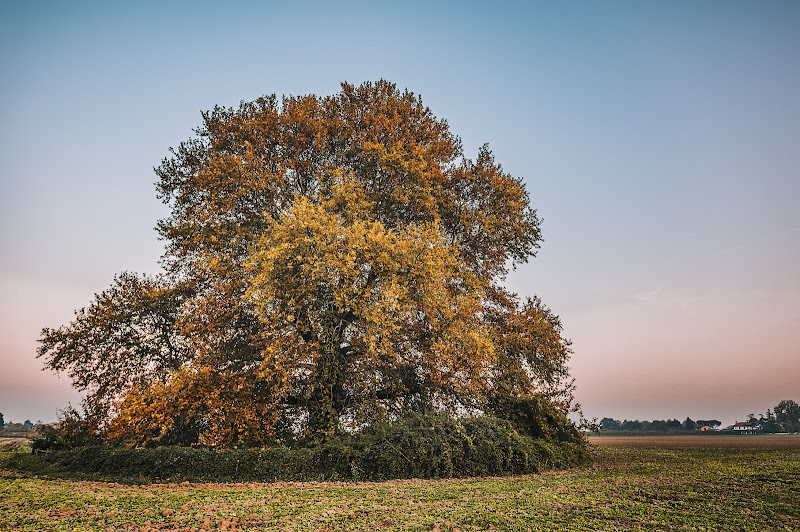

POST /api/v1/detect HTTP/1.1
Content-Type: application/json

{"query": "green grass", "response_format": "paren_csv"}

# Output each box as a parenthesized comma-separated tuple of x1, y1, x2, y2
(2, 444, 799, 531)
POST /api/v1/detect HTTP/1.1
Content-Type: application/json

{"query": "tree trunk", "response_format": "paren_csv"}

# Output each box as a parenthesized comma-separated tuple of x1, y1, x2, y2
(307, 316, 343, 442)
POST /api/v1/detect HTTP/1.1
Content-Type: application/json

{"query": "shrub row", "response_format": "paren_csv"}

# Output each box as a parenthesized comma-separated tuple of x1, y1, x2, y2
(11, 413, 589, 482)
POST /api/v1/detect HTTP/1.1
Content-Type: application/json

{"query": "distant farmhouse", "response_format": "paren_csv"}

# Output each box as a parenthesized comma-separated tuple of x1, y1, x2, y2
(731, 420, 761, 434)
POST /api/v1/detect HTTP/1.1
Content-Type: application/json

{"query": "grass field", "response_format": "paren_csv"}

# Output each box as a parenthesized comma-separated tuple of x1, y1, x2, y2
(1, 435, 799, 531)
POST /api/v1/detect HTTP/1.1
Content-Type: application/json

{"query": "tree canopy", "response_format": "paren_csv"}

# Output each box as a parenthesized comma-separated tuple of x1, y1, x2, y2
(39, 81, 577, 447)
(760, 400, 800, 433)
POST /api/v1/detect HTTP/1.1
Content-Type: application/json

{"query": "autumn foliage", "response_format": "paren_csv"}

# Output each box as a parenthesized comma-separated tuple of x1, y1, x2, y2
(39, 81, 580, 448)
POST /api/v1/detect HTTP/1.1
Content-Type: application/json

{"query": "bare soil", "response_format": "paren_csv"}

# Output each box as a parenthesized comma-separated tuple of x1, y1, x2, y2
(589, 433, 800, 449)
(0, 438, 31, 452)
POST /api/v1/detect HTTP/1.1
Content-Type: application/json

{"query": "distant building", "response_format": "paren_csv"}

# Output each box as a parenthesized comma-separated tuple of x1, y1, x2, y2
(698, 425, 717, 431)
(732, 421, 761, 434)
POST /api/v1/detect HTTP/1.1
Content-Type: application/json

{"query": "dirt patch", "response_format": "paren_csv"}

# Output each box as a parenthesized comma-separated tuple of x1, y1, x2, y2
(589, 434, 800, 449)
(0, 438, 30, 452)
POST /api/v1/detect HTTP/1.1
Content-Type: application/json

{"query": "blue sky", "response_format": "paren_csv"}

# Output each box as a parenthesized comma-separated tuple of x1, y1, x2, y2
(2, 1, 798, 425)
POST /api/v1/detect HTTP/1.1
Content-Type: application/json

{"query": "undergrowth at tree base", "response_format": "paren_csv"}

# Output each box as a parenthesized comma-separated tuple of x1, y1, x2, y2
(10, 413, 589, 483)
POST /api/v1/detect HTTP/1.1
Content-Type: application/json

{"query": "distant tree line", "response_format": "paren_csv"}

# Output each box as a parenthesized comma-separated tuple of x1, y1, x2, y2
(0, 415, 38, 437)
(0, 414, 35, 430)
(598, 399, 799, 434)
(755, 399, 799, 433)
(599, 417, 721, 433)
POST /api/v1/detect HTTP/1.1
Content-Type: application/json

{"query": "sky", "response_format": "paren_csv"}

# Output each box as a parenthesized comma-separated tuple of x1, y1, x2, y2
(1, 1, 798, 428)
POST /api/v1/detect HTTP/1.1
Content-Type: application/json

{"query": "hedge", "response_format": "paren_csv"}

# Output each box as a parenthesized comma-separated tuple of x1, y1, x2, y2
(10, 413, 590, 483)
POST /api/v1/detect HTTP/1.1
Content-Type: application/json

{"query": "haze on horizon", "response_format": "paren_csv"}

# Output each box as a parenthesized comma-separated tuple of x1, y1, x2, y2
(1, 1, 798, 429)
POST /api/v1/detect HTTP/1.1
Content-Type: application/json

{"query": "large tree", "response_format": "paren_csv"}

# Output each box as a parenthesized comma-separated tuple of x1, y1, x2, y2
(39, 81, 576, 447)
